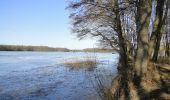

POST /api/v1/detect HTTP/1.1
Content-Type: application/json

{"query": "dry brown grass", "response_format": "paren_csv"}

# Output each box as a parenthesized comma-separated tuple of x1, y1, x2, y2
(157, 57, 170, 64)
(63, 58, 98, 70)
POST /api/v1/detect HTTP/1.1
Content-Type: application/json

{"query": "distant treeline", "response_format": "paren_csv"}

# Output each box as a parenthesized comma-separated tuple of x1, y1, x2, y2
(0, 45, 70, 52)
(0, 45, 115, 52)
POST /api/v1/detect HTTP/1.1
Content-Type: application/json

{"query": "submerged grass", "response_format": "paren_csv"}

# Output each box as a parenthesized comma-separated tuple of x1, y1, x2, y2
(87, 64, 115, 100)
(92, 73, 113, 100)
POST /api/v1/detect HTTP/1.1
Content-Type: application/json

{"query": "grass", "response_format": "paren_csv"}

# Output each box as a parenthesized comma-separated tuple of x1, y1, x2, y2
(63, 57, 98, 70)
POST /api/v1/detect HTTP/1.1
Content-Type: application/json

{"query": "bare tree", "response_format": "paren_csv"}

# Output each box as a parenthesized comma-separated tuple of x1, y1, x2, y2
(67, 0, 169, 99)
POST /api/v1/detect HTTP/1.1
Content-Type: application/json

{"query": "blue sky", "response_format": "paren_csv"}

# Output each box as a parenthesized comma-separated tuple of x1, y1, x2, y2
(0, 0, 96, 49)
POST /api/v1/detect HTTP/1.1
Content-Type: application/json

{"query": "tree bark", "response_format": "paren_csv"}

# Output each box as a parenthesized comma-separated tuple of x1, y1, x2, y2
(152, 0, 166, 62)
(135, 0, 152, 77)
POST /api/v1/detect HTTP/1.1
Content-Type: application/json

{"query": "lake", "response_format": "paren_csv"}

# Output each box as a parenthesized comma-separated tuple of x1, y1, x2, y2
(0, 51, 118, 100)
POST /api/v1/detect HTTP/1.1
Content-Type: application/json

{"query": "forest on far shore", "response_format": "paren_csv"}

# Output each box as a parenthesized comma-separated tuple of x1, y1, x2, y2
(0, 45, 115, 52)
(0, 45, 70, 52)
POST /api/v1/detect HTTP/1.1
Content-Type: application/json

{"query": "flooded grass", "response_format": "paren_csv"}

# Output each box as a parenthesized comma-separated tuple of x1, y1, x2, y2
(63, 58, 99, 70)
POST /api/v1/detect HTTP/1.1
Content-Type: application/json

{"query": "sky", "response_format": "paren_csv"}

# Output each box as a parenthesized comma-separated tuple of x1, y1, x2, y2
(0, 0, 96, 49)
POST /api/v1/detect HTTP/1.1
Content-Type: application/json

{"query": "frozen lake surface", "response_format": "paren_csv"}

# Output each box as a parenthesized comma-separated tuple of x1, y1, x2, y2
(0, 51, 118, 100)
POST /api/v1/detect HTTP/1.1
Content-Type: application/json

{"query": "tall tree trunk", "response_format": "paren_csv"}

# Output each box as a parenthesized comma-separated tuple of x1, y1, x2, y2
(165, 34, 170, 58)
(165, 1, 170, 59)
(114, 0, 129, 69)
(152, 0, 166, 62)
(135, 0, 152, 77)
(111, 0, 135, 99)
